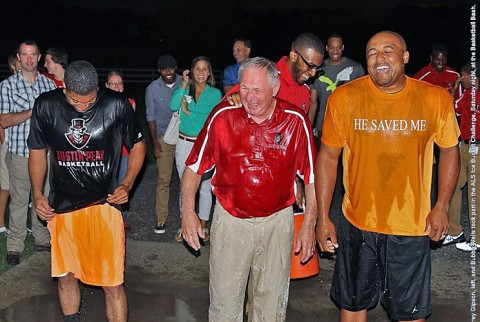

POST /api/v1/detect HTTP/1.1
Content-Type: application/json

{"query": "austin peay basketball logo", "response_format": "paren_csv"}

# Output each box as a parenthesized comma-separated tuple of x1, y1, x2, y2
(65, 118, 91, 150)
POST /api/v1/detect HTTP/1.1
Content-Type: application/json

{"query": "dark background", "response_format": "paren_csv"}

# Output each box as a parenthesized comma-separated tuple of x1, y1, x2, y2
(0, 0, 476, 75)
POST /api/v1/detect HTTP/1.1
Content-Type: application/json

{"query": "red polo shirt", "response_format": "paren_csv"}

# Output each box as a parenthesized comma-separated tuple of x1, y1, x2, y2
(413, 64, 461, 99)
(276, 56, 311, 113)
(455, 88, 480, 141)
(186, 99, 316, 218)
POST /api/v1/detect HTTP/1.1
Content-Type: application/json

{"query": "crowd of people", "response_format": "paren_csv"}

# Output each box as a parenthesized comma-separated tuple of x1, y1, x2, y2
(0, 29, 476, 321)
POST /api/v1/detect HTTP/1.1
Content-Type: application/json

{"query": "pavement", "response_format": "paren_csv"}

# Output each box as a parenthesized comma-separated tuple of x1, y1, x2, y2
(0, 241, 476, 322)
(0, 162, 477, 321)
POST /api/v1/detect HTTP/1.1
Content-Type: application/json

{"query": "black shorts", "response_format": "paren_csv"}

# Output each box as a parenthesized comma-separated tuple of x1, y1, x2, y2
(331, 215, 432, 320)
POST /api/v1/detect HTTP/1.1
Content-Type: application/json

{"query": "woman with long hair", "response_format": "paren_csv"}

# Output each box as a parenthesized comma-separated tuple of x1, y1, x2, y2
(170, 56, 221, 242)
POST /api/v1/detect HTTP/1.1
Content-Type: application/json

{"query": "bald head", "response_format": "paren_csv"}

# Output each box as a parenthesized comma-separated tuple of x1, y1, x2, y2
(366, 31, 409, 94)
(367, 31, 407, 52)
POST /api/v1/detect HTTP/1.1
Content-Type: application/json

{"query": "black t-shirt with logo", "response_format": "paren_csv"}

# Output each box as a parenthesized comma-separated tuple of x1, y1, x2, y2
(28, 87, 144, 213)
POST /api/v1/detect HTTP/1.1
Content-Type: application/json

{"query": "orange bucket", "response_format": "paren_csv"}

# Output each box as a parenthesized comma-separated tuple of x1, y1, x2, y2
(290, 213, 319, 279)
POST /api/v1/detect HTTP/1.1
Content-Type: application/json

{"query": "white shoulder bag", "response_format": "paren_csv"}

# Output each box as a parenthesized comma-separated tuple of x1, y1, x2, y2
(163, 109, 180, 145)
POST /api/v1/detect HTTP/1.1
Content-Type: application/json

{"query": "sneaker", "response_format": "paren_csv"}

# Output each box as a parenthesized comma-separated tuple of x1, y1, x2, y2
(6, 251, 20, 265)
(456, 241, 480, 252)
(442, 232, 466, 246)
(154, 222, 166, 234)
(0, 227, 9, 235)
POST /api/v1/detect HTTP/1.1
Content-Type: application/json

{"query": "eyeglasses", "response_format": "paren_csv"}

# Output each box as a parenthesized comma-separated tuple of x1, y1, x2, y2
(107, 82, 123, 87)
(295, 51, 325, 73)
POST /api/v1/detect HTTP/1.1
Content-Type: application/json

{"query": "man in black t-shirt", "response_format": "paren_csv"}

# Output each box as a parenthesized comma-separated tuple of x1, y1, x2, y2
(28, 60, 145, 322)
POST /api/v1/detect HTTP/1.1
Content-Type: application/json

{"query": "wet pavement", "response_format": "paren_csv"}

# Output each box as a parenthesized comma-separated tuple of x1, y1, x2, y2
(0, 162, 477, 321)
(0, 240, 476, 321)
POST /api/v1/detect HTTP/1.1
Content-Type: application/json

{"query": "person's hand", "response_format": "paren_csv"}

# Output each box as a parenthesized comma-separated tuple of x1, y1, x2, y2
(316, 217, 338, 253)
(425, 206, 449, 242)
(295, 219, 317, 263)
(450, 75, 465, 96)
(182, 70, 190, 87)
(153, 140, 162, 159)
(226, 92, 242, 107)
(107, 183, 130, 205)
(34, 195, 55, 221)
(181, 210, 203, 251)
(295, 181, 305, 208)
(182, 96, 191, 116)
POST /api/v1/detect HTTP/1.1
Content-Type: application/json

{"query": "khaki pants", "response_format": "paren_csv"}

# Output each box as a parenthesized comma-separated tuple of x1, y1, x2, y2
(0, 140, 9, 189)
(6, 153, 50, 252)
(155, 135, 176, 224)
(448, 142, 480, 243)
(208, 203, 294, 322)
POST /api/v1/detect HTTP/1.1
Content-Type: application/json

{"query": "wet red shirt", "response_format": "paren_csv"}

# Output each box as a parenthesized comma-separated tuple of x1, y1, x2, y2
(186, 99, 316, 218)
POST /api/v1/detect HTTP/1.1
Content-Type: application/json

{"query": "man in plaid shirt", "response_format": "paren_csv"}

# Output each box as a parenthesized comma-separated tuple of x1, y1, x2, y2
(0, 39, 55, 265)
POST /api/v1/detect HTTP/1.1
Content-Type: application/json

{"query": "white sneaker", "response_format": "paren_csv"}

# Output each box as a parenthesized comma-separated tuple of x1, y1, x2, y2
(442, 232, 466, 246)
(0, 227, 9, 235)
(455, 241, 480, 252)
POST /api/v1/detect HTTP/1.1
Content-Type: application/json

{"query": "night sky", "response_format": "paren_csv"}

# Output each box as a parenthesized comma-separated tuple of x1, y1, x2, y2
(0, 0, 476, 76)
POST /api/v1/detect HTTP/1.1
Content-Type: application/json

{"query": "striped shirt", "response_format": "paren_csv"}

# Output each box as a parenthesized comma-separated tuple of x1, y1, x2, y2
(0, 71, 55, 157)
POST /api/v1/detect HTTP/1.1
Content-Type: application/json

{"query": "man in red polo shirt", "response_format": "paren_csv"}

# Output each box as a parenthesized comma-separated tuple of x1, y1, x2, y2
(413, 43, 462, 99)
(181, 57, 317, 322)
(276, 32, 325, 114)
(445, 61, 480, 251)
(224, 33, 324, 208)
(225, 33, 325, 115)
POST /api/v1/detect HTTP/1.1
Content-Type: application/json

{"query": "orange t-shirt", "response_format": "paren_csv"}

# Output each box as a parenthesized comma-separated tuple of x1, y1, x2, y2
(322, 76, 460, 236)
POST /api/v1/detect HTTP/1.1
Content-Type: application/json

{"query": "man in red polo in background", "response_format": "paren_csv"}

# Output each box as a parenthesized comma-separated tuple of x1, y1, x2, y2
(444, 61, 480, 251)
(275, 33, 325, 114)
(414, 43, 461, 99)
(225, 33, 325, 115)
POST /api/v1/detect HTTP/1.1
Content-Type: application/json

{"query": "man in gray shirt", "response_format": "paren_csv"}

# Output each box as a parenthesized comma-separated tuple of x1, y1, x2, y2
(146, 54, 182, 234)
(308, 33, 365, 143)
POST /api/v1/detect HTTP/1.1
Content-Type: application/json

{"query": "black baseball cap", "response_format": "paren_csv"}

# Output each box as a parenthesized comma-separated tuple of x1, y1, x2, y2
(157, 55, 177, 69)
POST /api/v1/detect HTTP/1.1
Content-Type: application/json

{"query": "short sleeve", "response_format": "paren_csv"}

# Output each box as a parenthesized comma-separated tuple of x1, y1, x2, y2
(435, 95, 460, 148)
(320, 91, 347, 148)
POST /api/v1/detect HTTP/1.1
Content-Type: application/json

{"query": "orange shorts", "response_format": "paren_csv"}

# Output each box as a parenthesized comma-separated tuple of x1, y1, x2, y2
(48, 203, 125, 287)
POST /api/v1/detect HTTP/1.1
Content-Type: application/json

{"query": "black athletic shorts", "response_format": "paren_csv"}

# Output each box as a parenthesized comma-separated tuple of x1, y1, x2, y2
(331, 215, 432, 320)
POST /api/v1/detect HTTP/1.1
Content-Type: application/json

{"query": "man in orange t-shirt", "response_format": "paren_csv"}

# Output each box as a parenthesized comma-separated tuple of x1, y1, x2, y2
(316, 31, 459, 322)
